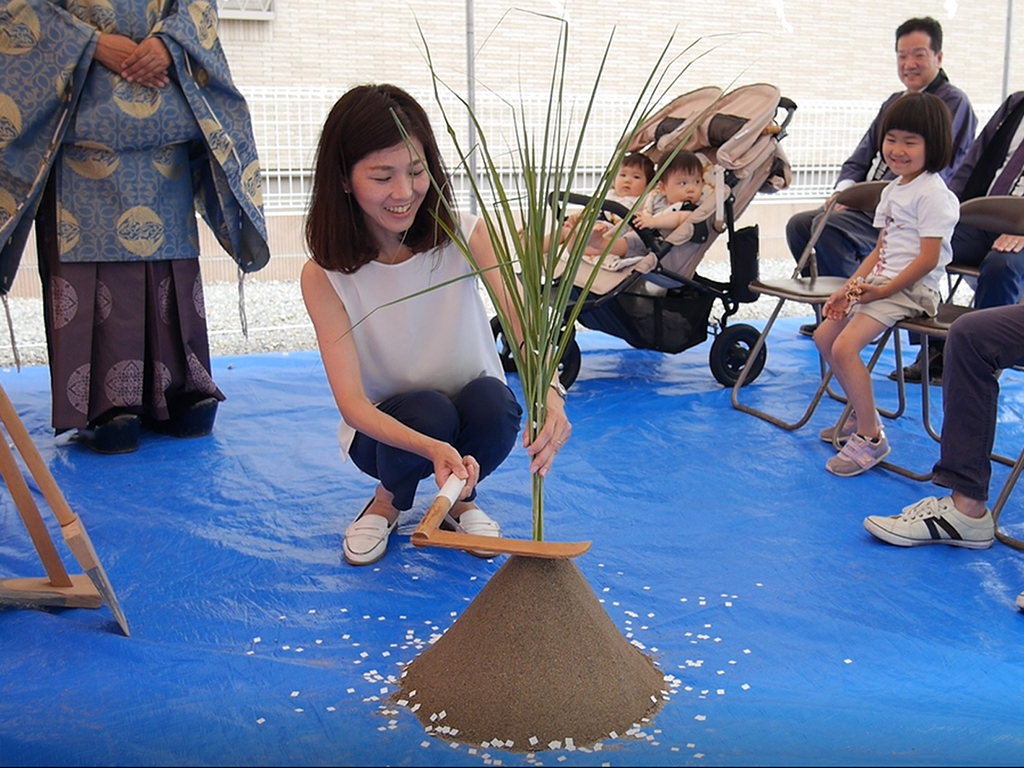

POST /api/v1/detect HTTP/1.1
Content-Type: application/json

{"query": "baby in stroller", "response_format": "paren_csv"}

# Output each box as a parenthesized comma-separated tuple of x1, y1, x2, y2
(582, 148, 711, 269)
(539, 151, 654, 258)
(631, 149, 709, 244)
(607, 151, 656, 209)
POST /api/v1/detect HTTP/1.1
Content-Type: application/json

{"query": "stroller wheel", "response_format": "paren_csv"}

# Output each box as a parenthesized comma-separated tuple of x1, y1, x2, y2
(491, 315, 581, 390)
(709, 324, 767, 387)
(490, 315, 519, 374)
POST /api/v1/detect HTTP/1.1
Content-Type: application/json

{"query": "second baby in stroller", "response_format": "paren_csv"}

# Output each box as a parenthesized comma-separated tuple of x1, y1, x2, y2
(608, 151, 656, 210)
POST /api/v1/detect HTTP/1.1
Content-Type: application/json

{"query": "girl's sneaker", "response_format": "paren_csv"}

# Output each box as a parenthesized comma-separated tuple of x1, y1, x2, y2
(825, 431, 890, 477)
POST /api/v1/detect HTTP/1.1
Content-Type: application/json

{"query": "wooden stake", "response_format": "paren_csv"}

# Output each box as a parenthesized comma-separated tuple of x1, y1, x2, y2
(0, 383, 129, 636)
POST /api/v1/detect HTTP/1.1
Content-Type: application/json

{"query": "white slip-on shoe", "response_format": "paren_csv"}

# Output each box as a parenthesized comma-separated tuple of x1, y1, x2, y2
(443, 507, 502, 558)
(343, 502, 398, 566)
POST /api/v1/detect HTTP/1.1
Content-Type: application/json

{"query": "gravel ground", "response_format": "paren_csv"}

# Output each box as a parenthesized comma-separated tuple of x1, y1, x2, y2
(0, 255, 814, 369)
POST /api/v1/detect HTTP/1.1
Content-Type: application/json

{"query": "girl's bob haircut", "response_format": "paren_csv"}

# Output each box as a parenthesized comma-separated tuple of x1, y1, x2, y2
(878, 91, 953, 174)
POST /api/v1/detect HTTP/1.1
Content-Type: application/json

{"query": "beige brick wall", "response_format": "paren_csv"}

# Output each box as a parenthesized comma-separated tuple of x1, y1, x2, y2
(217, 1, 1022, 110)
(15, 2, 1018, 298)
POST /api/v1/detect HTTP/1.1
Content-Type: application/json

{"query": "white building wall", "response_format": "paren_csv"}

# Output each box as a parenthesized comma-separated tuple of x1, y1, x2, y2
(23, 1, 1024, 294)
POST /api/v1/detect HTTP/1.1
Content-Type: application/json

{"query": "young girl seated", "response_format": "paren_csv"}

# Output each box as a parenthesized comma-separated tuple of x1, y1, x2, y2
(815, 91, 960, 477)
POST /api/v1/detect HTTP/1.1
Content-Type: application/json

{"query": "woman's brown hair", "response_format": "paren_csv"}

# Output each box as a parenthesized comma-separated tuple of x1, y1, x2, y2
(305, 84, 457, 273)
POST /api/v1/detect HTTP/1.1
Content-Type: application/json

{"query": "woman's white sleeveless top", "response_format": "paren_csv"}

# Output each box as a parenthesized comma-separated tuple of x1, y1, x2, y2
(324, 213, 506, 454)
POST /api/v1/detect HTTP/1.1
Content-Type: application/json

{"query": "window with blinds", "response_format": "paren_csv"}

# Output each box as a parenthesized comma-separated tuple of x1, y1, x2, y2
(218, 0, 274, 20)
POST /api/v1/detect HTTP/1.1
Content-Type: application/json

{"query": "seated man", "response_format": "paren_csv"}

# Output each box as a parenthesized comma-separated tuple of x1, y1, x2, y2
(891, 91, 1024, 383)
(787, 15, 977, 337)
(863, 304, 1024, 614)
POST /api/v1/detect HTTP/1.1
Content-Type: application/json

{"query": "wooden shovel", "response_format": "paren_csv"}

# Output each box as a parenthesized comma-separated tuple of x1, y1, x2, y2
(0, 382, 130, 636)
(411, 475, 591, 559)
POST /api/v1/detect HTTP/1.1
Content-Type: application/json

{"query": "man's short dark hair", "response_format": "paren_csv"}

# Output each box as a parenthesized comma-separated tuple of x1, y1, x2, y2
(896, 16, 942, 52)
(879, 92, 953, 173)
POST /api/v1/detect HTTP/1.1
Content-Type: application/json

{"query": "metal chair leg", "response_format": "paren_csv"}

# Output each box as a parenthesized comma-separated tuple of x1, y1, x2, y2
(992, 445, 1024, 551)
(731, 299, 835, 430)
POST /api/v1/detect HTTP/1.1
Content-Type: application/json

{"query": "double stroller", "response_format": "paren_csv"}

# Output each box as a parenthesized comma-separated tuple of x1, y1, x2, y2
(492, 83, 797, 388)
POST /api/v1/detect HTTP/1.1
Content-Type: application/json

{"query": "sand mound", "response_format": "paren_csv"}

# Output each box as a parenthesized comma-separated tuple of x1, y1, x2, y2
(396, 555, 666, 751)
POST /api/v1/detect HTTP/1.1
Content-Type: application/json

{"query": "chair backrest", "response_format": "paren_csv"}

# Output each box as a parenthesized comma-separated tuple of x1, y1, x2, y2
(945, 262, 980, 306)
(944, 196, 1024, 306)
(959, 196, 1024, 236)
(833, 180, 888, 213)
(792, 180, 888, 277)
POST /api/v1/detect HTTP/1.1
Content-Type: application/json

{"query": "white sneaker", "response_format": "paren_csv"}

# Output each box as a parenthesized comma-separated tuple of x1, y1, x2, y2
(343, 503, 398, 565)
(863, 496, 994, 549)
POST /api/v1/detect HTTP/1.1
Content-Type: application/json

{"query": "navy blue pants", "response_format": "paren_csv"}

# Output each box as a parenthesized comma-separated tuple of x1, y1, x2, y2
(950, 222, 1024, 309)
(349, 377, 523, 510)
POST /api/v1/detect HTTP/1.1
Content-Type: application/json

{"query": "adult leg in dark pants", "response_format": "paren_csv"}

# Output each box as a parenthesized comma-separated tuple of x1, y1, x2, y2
(864, 307, 1024, 603)
(351, 377, 522, 510)
(343, 377, 522, 564)
(933, 305, 1024, 501)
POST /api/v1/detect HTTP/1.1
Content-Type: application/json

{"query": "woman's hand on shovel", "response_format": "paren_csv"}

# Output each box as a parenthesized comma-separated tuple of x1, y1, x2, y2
(433, 444, 480, 500)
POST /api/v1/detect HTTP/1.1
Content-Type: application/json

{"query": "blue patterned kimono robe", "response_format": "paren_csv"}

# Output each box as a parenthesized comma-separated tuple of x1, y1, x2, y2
(0, 0, 269, 431)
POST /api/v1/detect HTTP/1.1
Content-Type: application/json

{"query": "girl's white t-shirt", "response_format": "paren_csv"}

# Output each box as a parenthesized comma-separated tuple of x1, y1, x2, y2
(871, 171, 959, 294)
(324, 212, 506, 455)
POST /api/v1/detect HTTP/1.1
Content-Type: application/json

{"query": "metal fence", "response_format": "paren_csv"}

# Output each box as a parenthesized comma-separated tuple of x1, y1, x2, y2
(243, 86, 999, 213)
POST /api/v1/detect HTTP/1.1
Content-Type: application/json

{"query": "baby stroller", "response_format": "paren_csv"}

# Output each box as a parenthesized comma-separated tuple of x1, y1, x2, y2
(492, 83, 796, 388)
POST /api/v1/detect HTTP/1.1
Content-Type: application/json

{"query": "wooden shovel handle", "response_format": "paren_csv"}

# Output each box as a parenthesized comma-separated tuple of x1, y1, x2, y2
(410, 474, 593, 559)
(414, 475, 466, 539)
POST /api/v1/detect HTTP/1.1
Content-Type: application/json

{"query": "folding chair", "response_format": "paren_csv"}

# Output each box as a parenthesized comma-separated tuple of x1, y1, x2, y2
(837, 302, 973, 480)
(867, 196, 1024, 551)
(942, 196, 1024, 308)
(945, 262, 979, 306)
(731, 181, 904, 429)
(992, 444, 1024, 551)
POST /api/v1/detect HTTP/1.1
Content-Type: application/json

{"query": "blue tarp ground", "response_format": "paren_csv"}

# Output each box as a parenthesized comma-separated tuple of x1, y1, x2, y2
(1, 317, 1023, 767)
